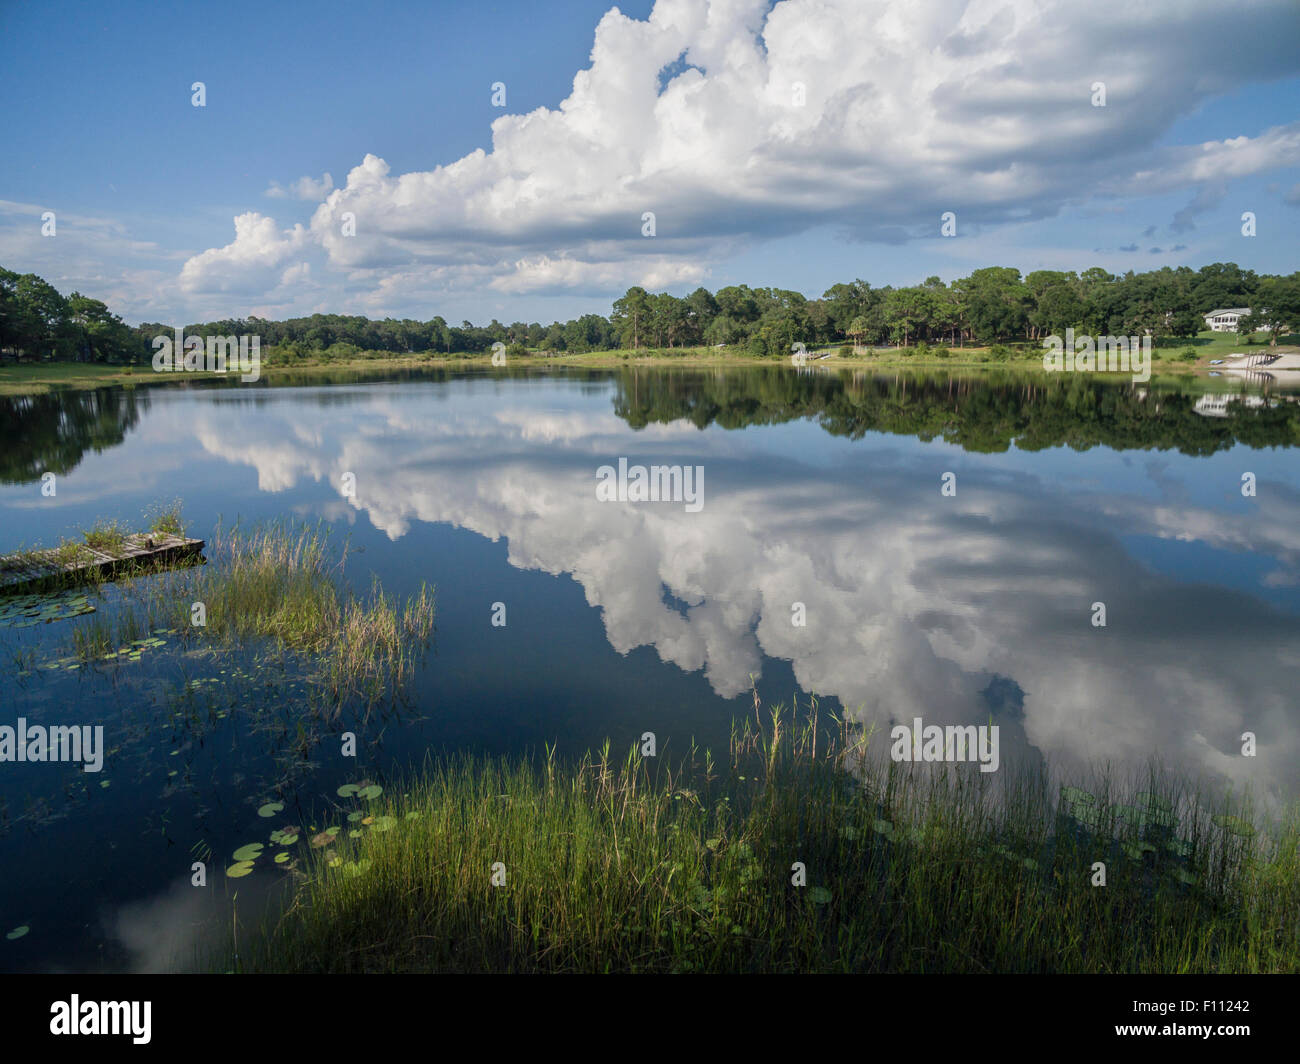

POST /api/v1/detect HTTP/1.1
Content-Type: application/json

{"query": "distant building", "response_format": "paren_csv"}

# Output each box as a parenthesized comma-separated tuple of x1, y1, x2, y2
(1203, 308, 1252, 332)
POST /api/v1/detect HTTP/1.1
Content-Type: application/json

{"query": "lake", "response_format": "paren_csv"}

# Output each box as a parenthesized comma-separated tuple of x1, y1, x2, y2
(2, 365, 1298, 971)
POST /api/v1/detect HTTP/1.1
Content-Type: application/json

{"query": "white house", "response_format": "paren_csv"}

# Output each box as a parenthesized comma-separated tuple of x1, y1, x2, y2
(1203, 308, 1252, 332)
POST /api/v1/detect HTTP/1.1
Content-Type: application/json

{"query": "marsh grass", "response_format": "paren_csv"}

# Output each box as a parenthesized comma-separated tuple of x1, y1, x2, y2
(67, 519, 435, 709)
(328, 579, 437, 705)
(232, 701, 1299, 974)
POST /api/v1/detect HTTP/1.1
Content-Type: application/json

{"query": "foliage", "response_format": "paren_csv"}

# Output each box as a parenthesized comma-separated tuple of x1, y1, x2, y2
(2, 262, 1296, 367)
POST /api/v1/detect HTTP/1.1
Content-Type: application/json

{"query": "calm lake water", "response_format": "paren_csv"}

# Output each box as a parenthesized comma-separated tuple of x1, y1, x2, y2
(2, 365, 1298, 971)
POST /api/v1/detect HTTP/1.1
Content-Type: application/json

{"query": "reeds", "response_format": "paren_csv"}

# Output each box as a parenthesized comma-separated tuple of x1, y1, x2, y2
(229, 701, 1300, 973)
(66, 517, 435, 710)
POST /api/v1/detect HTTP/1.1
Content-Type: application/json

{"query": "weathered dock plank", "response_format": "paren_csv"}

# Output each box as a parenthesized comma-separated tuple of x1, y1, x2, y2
(0, 532, 205, 593)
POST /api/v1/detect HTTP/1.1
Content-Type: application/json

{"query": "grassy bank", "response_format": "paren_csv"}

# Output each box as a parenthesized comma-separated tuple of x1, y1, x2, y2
(231, 703, 1299, 973)
(6, 330, 1295, 396)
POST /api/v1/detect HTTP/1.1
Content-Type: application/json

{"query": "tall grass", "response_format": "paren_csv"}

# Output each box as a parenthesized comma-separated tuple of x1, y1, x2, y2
(231, 700, 1299, 973)
(67, 519, 435, 709)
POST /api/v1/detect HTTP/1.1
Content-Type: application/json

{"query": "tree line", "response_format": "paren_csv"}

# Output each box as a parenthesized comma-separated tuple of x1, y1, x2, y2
(2, 261, 1297, 365)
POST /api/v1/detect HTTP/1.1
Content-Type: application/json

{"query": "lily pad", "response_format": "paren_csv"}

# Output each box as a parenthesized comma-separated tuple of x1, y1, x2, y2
(257, 802, 284, 818)
(274, 852, 290, 864)
(358, 784, 383, 801)
(872, 818, 894, 835)
(232, 843, 264, 862)
(5, 926, 29, 940)
(0, 590, 95, 628)
(1212, 814, 1255, 838)
(336, 784, 359, 798)
(808, 886, 832, 905)
(226, 862, 255, 879)
(1135, 791, 1173, 813)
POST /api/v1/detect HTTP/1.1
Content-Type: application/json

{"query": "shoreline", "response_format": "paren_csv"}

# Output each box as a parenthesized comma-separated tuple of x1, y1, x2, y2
(3, 342, 1298, 397)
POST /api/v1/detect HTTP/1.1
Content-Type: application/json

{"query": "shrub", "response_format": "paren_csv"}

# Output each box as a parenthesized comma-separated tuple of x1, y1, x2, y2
(82, 520, 127, 552)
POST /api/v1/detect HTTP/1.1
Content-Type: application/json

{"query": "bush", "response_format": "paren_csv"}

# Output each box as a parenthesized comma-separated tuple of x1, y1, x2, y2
(505, 342, 528, 358)
(839, 344, 853, 357)
(1178, 348, 1199, 362)
(321, 341, 362, 362)
(987, 344, 1011, 362)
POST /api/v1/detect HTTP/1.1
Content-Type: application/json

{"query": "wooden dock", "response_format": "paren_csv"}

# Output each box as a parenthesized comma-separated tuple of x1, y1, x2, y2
(0, 532, 205, 593)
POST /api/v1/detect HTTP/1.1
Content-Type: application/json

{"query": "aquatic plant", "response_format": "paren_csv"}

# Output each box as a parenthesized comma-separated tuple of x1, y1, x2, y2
(0, 590, 95, 629)
(225, 704, 1300, 974)
(59, 517, 435, 713)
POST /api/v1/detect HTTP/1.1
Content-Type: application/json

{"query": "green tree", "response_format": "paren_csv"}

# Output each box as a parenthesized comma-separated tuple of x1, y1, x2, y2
(1251, 274, 1300, 347)
(611, 287, 652, 349)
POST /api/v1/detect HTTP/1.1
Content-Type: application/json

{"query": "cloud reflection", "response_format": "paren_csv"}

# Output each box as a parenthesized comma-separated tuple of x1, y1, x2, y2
(174, 379, 1300, 801)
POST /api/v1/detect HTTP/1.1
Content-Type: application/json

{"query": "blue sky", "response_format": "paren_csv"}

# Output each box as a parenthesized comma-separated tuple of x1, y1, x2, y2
(1, 0, 1298, 326)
